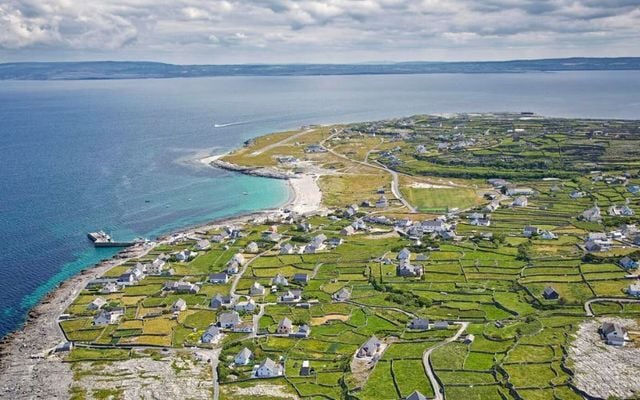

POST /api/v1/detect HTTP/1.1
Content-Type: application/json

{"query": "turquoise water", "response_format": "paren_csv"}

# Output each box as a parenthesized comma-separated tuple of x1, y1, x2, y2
(1, 71, 640, 338)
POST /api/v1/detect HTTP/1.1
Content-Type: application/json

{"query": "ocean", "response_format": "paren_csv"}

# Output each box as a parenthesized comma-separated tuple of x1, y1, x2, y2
(1, 71, 639, 338)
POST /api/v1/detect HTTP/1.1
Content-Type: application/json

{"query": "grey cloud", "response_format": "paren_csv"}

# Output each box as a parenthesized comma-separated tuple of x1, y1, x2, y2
(0, 0, 638, 62)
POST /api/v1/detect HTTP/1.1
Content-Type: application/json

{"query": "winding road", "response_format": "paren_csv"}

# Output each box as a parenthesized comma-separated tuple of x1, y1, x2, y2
(422, 321, 470, 400)
(583, 297, 640, 317)
(319, 133, 417, 213)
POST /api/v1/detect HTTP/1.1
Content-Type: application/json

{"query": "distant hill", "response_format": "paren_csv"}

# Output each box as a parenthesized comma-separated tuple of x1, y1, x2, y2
(1, 57, 639, 80)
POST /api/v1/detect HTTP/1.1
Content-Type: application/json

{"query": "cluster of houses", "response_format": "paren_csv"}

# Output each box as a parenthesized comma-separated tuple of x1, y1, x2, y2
(276, 317, 311, 338)
(217, 310, 253, 333)
(209, 253, 246, 284)
(396, 248, 424, 277)
(396, 216, 456, 241)
(163, 280, 200, 294)
(407, 318, 449, 330)
(93, 308, 124, 326)
(584, 232, 614, 252)
(522, 225, 557, 240)
(116, 255, 173, 286)
(230, 347, 285, 378)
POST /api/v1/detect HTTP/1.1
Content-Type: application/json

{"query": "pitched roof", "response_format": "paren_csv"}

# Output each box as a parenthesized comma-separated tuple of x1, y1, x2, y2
(406, 391, 428, 400)
(236, 347, 252, 359)
(259, 357, 278, 370)
(278, 317, 293, 329)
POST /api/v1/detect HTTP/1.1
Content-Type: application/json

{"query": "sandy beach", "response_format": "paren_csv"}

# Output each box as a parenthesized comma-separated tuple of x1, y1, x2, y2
(0, 152, 324, 399)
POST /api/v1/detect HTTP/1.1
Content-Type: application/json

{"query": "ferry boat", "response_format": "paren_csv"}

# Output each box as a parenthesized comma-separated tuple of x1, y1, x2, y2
(87, 230, 140, 248)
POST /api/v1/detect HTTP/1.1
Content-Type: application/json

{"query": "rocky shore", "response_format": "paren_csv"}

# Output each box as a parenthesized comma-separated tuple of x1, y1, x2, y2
(0, 153, 324, 399)
(211, 159, 294, 179)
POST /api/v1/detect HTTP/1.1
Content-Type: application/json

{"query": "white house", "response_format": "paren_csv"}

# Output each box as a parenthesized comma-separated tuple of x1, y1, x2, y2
(601, 322, 628, 346)
(628, 282, 640, 296)
(272, 274, 289, 287)
(201, 326, 221, 344)
(250, 282, 266, 296)
(175, 249, 197, 262)
(277, 317, 293, 334)
(341, 226, 356, 236)
(235, 347, 252, 365)
(583, 205, 602, 222)
(87, 297, 107, 311)
(93, 309, 124, 326)
(255, 358, 284, 378)
(280, 243, 295, 255)
(512, 196, 528, 207)
(195, 239, 211, 251)
(172, 298, 187, 313)
(234, 299, 257, 313)
(146, 257, 166, 275)
(246, 242, 259, 254)
(397, 248, 411, 261)
(209, 273, 229, 284)
(217, 311, 241, 328)
(332, 287, 351, 302)
(357, 336, 382, 358)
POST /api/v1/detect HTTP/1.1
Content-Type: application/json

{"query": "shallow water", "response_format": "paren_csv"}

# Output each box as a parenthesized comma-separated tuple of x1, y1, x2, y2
(1, 71, 639, 337)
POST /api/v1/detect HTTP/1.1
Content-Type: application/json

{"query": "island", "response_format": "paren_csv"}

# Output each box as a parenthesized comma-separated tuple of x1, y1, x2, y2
(2, 112, 640, 400)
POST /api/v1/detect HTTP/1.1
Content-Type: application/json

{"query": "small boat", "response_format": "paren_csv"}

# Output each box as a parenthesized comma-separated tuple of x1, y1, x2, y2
(145, 199, 151, 203)
(243, 192, 249, 195)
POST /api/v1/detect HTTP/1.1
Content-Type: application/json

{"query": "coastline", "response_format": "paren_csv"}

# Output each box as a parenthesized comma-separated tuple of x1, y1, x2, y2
(0, 151, 323, 398)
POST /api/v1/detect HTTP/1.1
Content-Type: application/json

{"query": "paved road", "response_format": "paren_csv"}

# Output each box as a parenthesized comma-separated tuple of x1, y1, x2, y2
(584, 297, 640, 317)
(321, 138, 417, 213)
(230, 245, 278, 299)
(422, 321, 470, 400)
(374, 160, 417, 213)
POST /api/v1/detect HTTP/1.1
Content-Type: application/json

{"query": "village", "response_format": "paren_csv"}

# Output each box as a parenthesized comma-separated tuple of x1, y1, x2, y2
(52, 114, 640, 400)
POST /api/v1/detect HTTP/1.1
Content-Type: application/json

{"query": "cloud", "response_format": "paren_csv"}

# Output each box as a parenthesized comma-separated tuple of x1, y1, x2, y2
(0, 0, 639, 62)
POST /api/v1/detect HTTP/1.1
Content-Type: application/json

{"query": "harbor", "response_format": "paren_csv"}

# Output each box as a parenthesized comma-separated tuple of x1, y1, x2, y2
(87, 231, 142, 248)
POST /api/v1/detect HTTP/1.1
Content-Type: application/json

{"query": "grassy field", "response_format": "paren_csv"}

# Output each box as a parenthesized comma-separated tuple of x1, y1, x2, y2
(60, 114, 640, 400)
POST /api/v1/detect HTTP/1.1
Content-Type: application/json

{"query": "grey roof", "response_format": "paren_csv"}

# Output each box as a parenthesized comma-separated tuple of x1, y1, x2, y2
(278, 317, 293, 330)
(406, 390, 428, 400)
(362, 335, 381, 350)
(259, 357, 278, 370)
(602, 322, 626, 337)
(173, 298, 186, 308)
(236, 347, 252, 359)
(202, 325, 220, 340)
(293, 273, 309, 281)
(543, 286, 558, 296)
(210, 273, 228, 280)
(218, 311, 240, 325)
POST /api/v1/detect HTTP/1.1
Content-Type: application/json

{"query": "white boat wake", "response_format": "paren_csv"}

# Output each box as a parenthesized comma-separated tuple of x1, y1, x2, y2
(214, 121, 247, 128)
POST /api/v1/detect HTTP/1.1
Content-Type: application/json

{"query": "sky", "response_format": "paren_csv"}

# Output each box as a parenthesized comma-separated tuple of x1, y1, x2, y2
(1, 0, 639, 64)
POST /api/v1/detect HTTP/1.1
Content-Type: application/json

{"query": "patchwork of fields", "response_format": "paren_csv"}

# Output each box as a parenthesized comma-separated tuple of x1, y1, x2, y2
(61, 114, 640, 400)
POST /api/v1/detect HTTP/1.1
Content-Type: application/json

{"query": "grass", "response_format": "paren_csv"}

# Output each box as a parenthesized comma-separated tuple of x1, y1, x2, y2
(58, 116, 640, 400)
(67, 348, 130, 362)
(401, 185, 482, 212)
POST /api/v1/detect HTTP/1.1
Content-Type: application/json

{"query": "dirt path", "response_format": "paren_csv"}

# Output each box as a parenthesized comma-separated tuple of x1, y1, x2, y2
(250, 128, 315, 156)
(422, 322, 470, 400)
(583, 297, 640, 317)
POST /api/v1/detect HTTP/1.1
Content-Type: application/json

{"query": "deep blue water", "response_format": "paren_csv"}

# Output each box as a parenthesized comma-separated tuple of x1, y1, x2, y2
(1, 71, 640, 338)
